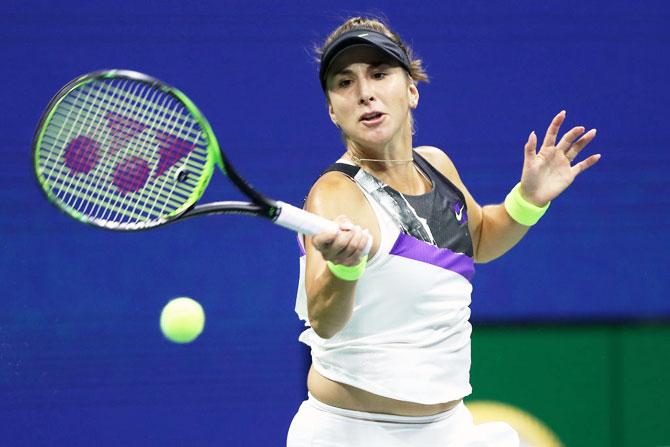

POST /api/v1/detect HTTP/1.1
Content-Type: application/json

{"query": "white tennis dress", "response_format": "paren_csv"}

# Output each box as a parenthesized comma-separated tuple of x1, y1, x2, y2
(289, 153, 519, 446)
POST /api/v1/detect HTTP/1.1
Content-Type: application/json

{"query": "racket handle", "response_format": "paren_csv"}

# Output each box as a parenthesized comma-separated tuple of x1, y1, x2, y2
(274, 201, 338, 235)
(274, 201, 372, 255)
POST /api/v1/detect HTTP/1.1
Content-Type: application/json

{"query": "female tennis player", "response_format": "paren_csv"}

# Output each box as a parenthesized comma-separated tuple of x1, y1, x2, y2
(288, 17, 599, 446)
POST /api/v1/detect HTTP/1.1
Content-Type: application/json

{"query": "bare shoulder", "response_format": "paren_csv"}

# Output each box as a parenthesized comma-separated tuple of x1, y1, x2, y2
(304, 169, 380, 256)
(304, 170, 369, 222)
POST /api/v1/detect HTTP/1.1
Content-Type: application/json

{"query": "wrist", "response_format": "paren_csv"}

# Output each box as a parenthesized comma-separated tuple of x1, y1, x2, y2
(504, 183, 550, 226)
(518, 184, 549, 208)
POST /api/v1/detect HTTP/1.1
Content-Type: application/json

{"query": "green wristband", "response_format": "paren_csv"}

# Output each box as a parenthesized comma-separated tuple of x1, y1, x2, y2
(504, 183, 550, 226)
(327, 255, 368, 281)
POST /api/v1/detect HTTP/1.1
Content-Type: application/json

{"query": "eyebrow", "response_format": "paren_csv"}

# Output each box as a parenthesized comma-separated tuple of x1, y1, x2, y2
(332, 61, 391, 77)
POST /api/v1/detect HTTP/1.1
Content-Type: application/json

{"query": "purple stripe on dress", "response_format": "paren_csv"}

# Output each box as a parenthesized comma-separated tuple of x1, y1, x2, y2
(297, 235, 305, 256)
(389, 232, 475, 281)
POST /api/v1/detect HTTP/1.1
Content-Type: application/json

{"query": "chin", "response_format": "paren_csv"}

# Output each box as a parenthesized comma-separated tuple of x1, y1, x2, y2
(354, 131, 393, 147)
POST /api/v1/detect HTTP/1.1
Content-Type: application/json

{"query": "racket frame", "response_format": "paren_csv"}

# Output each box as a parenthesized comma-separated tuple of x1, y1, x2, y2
(32, 70, 279, 231)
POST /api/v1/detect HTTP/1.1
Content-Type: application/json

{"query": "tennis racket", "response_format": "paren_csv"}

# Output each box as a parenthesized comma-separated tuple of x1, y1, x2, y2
(32, 69, 346, 241)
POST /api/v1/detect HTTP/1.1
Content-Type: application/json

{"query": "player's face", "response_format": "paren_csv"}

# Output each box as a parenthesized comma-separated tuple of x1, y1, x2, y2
(326, 46, 418, 149)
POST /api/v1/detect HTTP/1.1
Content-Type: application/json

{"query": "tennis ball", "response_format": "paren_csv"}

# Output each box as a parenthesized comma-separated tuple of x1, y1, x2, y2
(160, 297, 205, 343)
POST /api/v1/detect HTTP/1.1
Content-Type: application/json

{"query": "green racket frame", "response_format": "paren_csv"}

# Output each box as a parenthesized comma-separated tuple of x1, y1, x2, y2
(32, 70, 276, 231)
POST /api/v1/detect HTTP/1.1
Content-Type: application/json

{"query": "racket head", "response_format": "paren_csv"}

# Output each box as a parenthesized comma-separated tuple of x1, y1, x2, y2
(32, 70, 223, 230)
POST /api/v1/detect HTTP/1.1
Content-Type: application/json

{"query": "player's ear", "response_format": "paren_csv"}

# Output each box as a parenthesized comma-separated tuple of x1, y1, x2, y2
(408, 81, 419, 110)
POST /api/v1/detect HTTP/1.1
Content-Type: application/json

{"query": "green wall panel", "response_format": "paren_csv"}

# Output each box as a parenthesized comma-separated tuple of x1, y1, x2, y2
(619, 326, 670, 446)
(466, 325, 670, 446)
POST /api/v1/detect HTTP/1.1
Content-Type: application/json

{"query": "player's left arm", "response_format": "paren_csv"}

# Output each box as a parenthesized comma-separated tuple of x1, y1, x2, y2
(416, 110, 600, 264)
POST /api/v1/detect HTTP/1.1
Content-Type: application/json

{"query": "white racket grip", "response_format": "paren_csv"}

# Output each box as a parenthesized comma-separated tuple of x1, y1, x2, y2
(274, 201, 337, 235)
(274, 201, 372, 255)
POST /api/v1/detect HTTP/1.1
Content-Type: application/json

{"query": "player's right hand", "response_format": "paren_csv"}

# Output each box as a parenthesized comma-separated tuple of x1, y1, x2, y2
(311, 215, 370, 266)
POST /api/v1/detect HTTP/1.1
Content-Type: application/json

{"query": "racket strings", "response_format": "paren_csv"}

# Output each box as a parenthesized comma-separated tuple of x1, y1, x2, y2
(42, 80, 194, 202)
(42, 79, 163, 223)
(90, 81, 183, 223)
(37, 77, 211, 228)
(62, 80, 145, 220)
(45, 81, 201, 202)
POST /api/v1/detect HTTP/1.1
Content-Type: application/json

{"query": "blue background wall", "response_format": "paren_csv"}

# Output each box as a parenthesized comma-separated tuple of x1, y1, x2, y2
(1, 0, 668, 445)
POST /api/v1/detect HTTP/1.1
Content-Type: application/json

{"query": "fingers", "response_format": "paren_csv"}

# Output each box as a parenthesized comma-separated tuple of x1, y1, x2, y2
(311, 215, 369, 266)
(565, 128, 597, 161)
(542, 110, 566, 148)
(556, 126, 586, 154)
(311, 230, 338, 252)
(524, 130, 537, 160)
(311, 216, 346, 253)
(541, 111, 598, 163)
(334, 228, 369, 265)
(571, 153, 601, 177)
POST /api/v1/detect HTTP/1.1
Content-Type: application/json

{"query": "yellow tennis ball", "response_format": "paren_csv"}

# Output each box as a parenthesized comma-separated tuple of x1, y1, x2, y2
(160, 297, 205, 343)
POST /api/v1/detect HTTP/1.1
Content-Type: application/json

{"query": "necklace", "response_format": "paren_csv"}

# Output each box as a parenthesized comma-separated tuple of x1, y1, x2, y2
(348, 152, 413, 164)
(347, 152, 431, 188)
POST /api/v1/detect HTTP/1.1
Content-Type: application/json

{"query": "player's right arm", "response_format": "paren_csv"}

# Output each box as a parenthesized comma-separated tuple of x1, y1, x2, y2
(304, 172, 379, 339)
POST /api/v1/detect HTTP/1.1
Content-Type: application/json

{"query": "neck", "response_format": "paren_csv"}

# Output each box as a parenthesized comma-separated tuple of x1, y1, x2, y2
(344, 137, 430, 196)
(345, 121, 414, 170)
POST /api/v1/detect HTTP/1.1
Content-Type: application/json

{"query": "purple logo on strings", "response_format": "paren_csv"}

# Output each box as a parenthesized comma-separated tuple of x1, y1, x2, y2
(62, 112, 196, 195)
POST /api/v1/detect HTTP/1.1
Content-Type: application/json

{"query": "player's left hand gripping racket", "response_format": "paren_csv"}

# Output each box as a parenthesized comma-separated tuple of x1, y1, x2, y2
(33, 70, 354, 242)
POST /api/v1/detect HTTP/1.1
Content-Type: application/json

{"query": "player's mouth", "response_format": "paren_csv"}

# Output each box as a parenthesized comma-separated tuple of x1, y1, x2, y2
(359, 111, 385, 126)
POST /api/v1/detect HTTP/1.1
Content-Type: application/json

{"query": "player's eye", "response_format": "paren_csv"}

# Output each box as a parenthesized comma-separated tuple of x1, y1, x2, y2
(337, 79, 352, 88)
(372, 72, 387, 80)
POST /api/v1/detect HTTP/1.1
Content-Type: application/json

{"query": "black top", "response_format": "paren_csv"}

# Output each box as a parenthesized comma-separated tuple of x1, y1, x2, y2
(322, 151, 474, 257)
